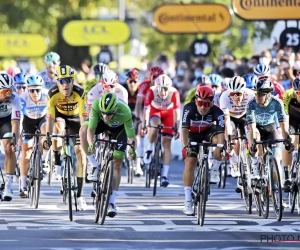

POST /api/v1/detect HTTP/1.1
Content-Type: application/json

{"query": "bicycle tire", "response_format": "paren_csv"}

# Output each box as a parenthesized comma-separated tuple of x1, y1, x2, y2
(29, 149, 37, 207)
(94, 174, 102, 223)
(153, 142, 160, 197)
(48, 150, 53, 186)
(14, 150, 20, 184)
(130, 160, 134, 184)
(239, 160, 252, 214)
(34, 149, 42, 209)
(289, 161, 297, 213)
(98, 159, 113, 225)
(218, 162, 227, 189)
(269, 157, 282, 221)
(297, 163, 300, 215)
(258, 157, 269, 219)
(70, 158, 78, 212)
(197, 158, 209, 226)
(125, 157, 130, 184)
(65, 157, 73, 221)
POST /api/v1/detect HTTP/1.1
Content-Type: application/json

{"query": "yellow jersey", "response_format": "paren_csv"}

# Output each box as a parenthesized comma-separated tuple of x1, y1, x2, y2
(47, 84, 88, 119)
(283, 88, 296, 114)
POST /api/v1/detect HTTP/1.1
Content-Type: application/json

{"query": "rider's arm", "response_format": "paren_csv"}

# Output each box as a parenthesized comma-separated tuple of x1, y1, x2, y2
(46, 94, 55, 135)
(224, 115, 232, 142)
(87, 98, 101, 146)
(79, 90, 88, 124)
(181, 104, 191, 148)
(246, 101, 256, 148)
(276, 99, 289, 138)
(135, 96, 144, 120)
(11, 93, 21, 142)
(219, 92, 231, 141)
(142, 89, 154, 127)
(172, 90, 181, 130)
(121, 85, 128, 104)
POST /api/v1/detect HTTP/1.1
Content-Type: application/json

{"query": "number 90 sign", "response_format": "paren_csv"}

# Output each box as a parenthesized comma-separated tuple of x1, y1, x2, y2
(190, 38, 211, 57)
(279, 27, 300, 51)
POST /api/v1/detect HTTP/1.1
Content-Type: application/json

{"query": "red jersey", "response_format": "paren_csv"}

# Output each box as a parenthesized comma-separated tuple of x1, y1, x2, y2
(137, 79, 151, 97)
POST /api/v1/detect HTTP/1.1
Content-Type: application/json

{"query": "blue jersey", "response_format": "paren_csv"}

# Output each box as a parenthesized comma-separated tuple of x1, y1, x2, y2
(246, 96, 287, 126)
(20, 90, 48, 119)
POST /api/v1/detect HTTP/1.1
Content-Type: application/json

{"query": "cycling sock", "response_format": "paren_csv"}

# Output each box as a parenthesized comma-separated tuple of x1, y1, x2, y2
(184, 186, 192, 202)
(21, 175, 27, 189)
(5, 174, 13, 186)
(139, 137, 144, 148)
(53, 150, 61, 165)
(284, 166, 289, 180)
(251, 157, 258, 166)
(109, 190, 118, 205)
(42, 151, 48, 162)
(87, 155, 98, 168)
(77, 177, 83, 198)
(162, 165, 170, 177)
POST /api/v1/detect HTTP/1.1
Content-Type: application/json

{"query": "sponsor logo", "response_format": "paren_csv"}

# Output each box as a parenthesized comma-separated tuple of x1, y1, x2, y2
(182, 109, 190, 123)
(15, 111, 20, 118)
(218, 114, 225, 127)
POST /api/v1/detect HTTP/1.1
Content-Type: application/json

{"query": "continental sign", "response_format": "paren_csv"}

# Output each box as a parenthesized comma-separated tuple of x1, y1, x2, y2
(153, 4, 232, 34)
(0, 34, 47, 57)
(232, 0, 300, 20)
(62, 20, 130, 46)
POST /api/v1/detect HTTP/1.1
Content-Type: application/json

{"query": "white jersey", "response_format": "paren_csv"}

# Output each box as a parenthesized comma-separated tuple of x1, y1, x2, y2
(220, 88, 255, 119)
(38, 69, 57, 90)
(0, 92, 21, 120)
(86, 83, 128, 110)
(20, 90, 48, 119)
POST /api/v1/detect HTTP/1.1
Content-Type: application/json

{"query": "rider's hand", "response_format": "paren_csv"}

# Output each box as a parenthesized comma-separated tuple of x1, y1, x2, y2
(249, 144, 257, 156)
(88, 144, 95, 154)
(284, 139, 294, 153)
(174, 131, 180, 140)
(43, 138, 52, 150)
(140, 126, 147, 136)
(10, 143, 19, 153)
(127, 147, 137, 160)
(182, 147, 188, 159)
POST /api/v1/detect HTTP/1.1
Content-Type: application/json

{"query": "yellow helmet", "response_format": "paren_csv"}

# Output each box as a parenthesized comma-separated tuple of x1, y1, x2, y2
(75, 71, 86, 85)
(54, 65, 74, 80)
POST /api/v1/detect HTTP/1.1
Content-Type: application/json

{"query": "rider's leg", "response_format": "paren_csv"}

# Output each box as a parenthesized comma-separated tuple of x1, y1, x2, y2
(143, 117, 160, 163)
(52, 121, 64, 179)
(210, 132, 225, 183)
(161, 136, 172, 186)
(40, 123, 50, 173)
(74, 144, 86, 198)
(20, 142, 31, 196)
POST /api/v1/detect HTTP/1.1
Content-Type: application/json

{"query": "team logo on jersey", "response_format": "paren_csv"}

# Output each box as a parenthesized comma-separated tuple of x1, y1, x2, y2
(218, 115, 225, 127)
(15, 111, 20, 118)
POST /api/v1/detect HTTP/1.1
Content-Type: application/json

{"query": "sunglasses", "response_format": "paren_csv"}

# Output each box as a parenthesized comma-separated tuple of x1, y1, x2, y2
(101, 111, 115, 116)
(128, 79, 137, 84)
(16, 86, 26, 90)
(103, 84, 116, 89)
(158, 87, 168, 92)
(295, 90, 300, 96)
(58, 78, 73, 85)
(96, 74, 102, 80)
(0, 88, 13, 95)
(150, 74, 159, 80)
(255, 92, 268, 97)
(29, 89, 42, 93)
(230, 92, 243, 97)
(46, 61, 59, 67)
(196, 100, 211, 107)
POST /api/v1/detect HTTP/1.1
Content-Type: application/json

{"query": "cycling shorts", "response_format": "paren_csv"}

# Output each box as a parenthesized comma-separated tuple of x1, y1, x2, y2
(149, 107, 174, 137)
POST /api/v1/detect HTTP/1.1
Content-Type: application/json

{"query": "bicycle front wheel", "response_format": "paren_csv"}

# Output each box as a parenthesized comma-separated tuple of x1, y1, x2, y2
(66, 157, 73, 221)
(258, 157, 269, 219)
(289, 161, 297, 213)
(269, 157, 282, 222)
(239, 159, 252, 214)
(197, 159, 209, 226)
(98, 159, 113, 225)
(153, 144, 161, 197)
(29, 150, 37, 207)
(218, 161, 227, 189)
(33, 149, 42, 209)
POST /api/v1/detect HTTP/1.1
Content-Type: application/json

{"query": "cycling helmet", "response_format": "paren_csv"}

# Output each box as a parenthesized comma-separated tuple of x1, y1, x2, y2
(54, 65, 75, 80)
(101, 70, 118, 86)
(242, 74, 258, 89)
(7, 67, 21, 78)
(222, 78, 231, 91)
(26, 75, 44, 87)
(154, 74, 172, 88)
(75, 71, 86, 85)
(44, 52, 60, 63)
(99, 92, 118, 114)
(228, 76, 246, 92)
(0, 73, 14, 89)
(126, 69, 139, 80)
(195, 86, 214, 100)
(254, 77, 274, 92)
(292, 77, 300, 90)
(208, 74, 223, 86)
(94, 63, 109, 75)
(253, 63, 270, 76)
(14, 73, 27, 84)
(196, 75, 211, 85)
(149, 66, 164, 79)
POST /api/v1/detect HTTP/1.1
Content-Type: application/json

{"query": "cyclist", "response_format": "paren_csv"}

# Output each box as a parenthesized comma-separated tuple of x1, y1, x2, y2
(74, 70, 86, 87)
(135, 66, 164, 168)
(0, 73, 21, 201)
(243, 73, 257, 91)
(87, 92, 136, 217)
(253, 63, 284, 100)
(184, 75, 211, 105)
(124, 68, 143, 176)
(14, 73, 27, 96)
(181, 86, 226, 215)
(209, 73, 223, 94)
(80, 70, 128, 181)
(38, 52, 61, 90)
(220, 76, 256, 179)
(282, 76, 300, 192)
(19, 75, 48, 198)
(45, 65, 88, 211)
(7, 67, 21, 78)
(246, 77, 291, 180)
(142, 74, 181, 187)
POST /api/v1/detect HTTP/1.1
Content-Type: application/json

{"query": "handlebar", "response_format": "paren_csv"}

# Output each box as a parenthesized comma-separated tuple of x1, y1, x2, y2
(251, 138, 286, 153)
(94, 138, 135, 148)
(190, 141, 224, 148)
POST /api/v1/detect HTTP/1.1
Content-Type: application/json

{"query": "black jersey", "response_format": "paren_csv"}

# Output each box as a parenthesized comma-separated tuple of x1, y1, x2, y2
(123, 84, 138, 112)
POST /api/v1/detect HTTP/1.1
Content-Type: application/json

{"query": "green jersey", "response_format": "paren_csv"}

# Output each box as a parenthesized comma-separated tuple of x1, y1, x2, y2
(184, 87, 196, 104)
(88, 98, 135, 139)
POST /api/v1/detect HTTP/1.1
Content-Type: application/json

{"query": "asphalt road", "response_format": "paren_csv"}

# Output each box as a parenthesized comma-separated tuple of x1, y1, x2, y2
(0, 155, 300, 250)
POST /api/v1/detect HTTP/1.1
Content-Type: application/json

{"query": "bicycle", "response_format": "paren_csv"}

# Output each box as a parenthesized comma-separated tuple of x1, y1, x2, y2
(92, 133, 135, 225)
(46, 126, 78, 221)
(189, 140, 226, 226)
(251, 138, 285, 221)
(287, 131, 300, 215)
(0, 133, 16, 202)
(22, 128, 46, 209)
(124, 153, 134, 184)
(144, 122, 176, 196)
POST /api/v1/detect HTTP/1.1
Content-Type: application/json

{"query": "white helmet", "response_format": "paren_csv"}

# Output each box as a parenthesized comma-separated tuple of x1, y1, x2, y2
(0, 73, 14, 89)
(26, 75, 44, 87)
(154, 74, 172, 88)
(94, 63, 109, 75)
(228, 76, 246, 92)
(101, 70, 118, 86)
(253, 64, 270, 76)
